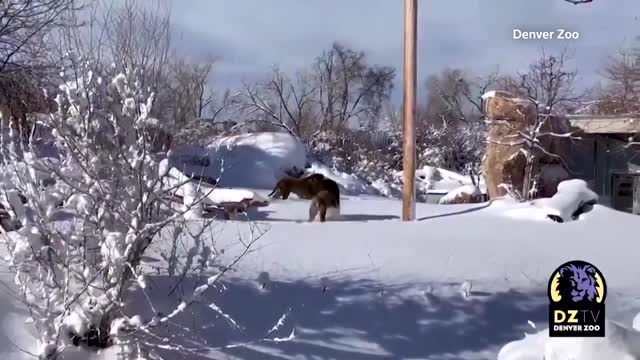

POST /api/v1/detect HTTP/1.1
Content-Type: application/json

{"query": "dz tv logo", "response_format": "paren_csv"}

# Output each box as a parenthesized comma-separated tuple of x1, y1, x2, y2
(548, 260, 606, 337)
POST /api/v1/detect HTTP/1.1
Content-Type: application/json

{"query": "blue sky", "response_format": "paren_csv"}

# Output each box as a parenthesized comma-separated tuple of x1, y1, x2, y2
(169, 0, 639, 103)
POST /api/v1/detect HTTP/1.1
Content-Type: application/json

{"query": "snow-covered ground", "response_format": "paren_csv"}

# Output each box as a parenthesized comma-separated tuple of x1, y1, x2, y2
(2, 195, 639, 359)
(1, 131, 639, 359)
(126, 199, 640, 359)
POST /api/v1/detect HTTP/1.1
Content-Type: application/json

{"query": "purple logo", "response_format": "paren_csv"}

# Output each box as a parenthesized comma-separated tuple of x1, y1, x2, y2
(548, 260, 606, 337)
(549, 261, 605, 304)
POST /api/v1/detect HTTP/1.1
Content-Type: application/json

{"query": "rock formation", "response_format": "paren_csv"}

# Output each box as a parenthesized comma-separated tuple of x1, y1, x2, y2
(482, 91, 574, 199)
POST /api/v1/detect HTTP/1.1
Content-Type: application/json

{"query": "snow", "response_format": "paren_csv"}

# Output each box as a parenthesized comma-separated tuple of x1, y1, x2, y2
(498, 320, 640, 360)
(168, 132, 306, 190)
(205, 187, 268, 205)
(2, 131, 640, 359)
(3, 196, 640, 359)
(169, 134, 483, 201)
(308, 162, 486, 200)
(503, 179, 598, 222)
(409, 165, 485, 195)
(308, 161, 381, 196)
(207, 132, 307, 189)
(105, 195, 638, 360)
(438, 184, 481, 204)
(481, 90, 497, 100)
(160, 163, 269, 212)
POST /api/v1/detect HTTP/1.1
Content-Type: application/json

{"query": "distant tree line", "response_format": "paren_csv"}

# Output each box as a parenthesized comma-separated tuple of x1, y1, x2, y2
(1, 0, 638, 166)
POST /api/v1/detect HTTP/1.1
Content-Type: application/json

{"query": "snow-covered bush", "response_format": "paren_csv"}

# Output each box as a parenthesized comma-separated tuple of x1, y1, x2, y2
(417, 120, 485, 185)
(0, 56, 262, 358)
(308, 129, 402, 192)
(307, 120, 485, 201)
(171, 118, 231, 146)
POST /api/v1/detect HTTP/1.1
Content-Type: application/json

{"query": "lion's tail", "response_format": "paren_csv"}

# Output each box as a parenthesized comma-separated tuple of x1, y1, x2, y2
(268, 183, 279, 197)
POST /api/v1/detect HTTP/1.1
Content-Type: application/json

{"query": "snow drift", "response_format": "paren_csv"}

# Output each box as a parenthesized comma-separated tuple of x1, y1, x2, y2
(168, 132, 307, 190)
(502, 179, 598, 222)
(308, 161, 382, 196)
(498, 319, 640, 360)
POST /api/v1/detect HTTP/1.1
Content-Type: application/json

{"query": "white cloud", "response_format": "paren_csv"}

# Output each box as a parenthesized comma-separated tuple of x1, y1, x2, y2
(170, 0, 640, 101)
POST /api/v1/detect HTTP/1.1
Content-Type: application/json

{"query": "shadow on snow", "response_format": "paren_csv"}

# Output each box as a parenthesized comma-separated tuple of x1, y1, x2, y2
(123, 276, 547, 359)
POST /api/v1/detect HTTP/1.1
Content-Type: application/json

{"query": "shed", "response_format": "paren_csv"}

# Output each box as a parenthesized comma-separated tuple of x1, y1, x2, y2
(566, 114, 640, 214)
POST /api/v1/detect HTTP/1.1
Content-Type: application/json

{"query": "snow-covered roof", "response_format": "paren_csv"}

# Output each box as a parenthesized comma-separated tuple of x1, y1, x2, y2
(567, 114, 640, 134)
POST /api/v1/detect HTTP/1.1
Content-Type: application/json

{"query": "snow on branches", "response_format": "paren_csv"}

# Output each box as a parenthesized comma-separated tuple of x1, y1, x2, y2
(0, 56, 271, 358)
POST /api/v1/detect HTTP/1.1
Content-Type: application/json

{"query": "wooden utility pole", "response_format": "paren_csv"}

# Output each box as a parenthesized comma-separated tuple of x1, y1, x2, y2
(402, 0, 417, 221)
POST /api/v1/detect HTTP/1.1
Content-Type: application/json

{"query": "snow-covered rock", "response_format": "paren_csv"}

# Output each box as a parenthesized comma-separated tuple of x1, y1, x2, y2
(409, 165, 485, 195)
(501, 179, 598, 222)
(204, 188, 268, 207)
(438, 184, 482, 204)
(208, 132, 307, 189)
(169, 132, 307, 190)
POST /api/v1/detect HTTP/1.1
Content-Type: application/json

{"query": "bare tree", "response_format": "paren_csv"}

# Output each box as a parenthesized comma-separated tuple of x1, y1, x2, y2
(487, 50, 583, 200)
(0, 0, 78, 145)
(416, 68, 497, 184)
(423, 68, 498, 125)
(424, 69, 470, 125)
(102, 0, 171, 92)
(461, 70, 500, 116)
(56, 0, 222, 150)
(595, 46, 640, 114)
(313, 42, 395, 130)
(207, 88, 240, 123)
(168, 57, 216, 125)
(237, 42, 395, 140)
(239, 67, 317, 139)
(0, 56, 283, 358)
(0, 0, 77, 74)
(594, 39, 640, 150)
(503, 49, 586, 112)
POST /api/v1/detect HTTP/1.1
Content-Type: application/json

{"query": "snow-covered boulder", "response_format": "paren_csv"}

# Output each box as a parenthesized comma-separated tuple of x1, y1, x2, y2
(203, 187, 269, 216)
(208, 132, 307, 189)
(502, 179, 597, 222)
(411, 165, 485, 195)
(167, 132, 307, 190)
(438, 184, 483, 204)
(532, 179, 597, 222)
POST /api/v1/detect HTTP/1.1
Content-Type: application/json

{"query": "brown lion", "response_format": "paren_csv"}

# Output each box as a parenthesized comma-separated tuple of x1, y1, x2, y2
(308, 189, 340, 222)
(269, 173, 340, 204)
(268, 174, 319, 200)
